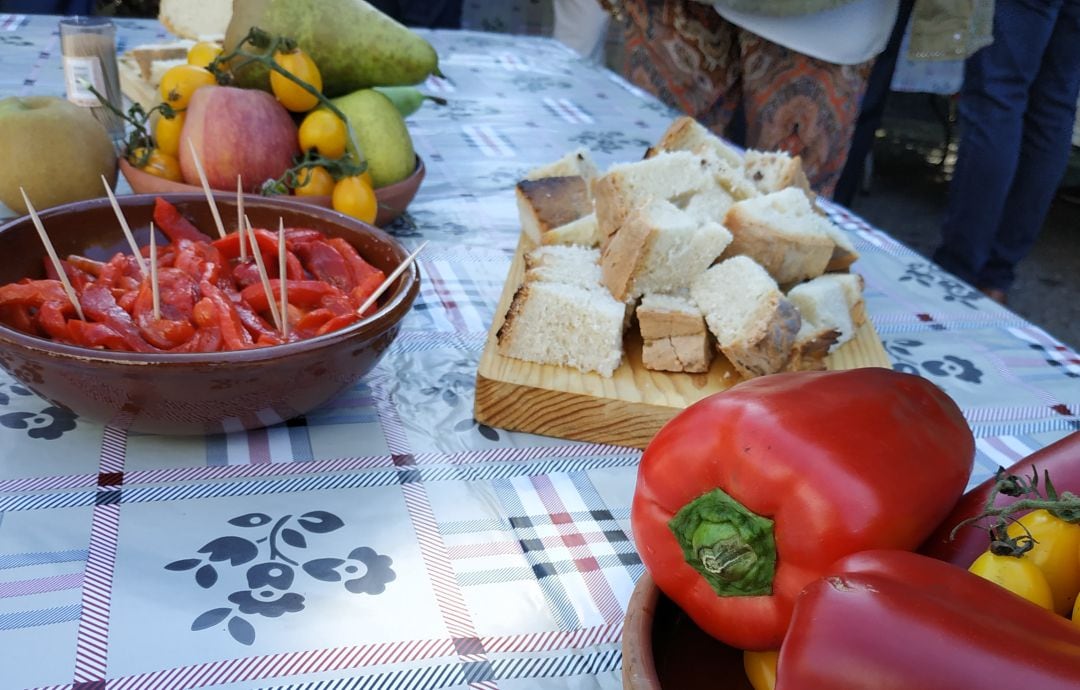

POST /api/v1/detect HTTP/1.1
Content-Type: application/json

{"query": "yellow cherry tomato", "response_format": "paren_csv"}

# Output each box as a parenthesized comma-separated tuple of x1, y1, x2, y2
(270, 48, 322, 112)
(743, 649, 778, 690)
(293, 166, 335, 197)
(298, 109, 347, 158)
(130, 147, 183, 183)
(332, 175, 378, 224)
(159, 64, 215, 110)
(968, 549, 1055, 610)
(1006, 509, 1080, 616)
(154, 111, 185, 157)
(187, 41, 222, 69)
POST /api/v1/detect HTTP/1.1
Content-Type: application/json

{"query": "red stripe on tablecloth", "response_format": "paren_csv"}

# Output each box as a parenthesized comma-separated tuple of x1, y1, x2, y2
(72, 502, 120, 682)
(0, 572, 83, 598)
(105, 639, 455, 690)
(247, 425, 272, 464)
(530, 476, 623, 625)
(420, 260, 469, 334)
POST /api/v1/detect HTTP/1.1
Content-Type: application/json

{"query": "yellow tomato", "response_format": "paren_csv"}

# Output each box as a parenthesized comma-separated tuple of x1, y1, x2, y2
(298, 109, 347, 158)
(332, 175, 378, 224)
(1007, 509, 1080, 615)
(186, 41, 222, 69)
(154, 111, 185, 157)
(130, 147, 183, 183)
(293, 166, 335, 197)
(270, 48, 322, 112)
(968, 550, 1055, 610)
(159, 64, 215, 110)
(743, 649, 778, 690)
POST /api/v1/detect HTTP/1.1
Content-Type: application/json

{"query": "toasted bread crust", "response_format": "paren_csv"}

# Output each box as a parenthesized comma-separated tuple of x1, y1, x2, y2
(642, 333, 714, 373)
(720, 297, 801, 378)
(600, 206, 655, 301)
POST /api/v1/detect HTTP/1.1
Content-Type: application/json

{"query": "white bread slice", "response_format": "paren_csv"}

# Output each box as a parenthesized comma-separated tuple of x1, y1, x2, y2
(647, 116, 744, 169)
(126, 41, 195, 81)
(524, 245, 603, 290)
(690, 256, 801, 378)
(542, 212, 601, 248)
(525, 148, 600, 184)
(642, 334, 714, 374)
(517, 176, 593, 246)
(601, 199, 732, 301)
(723, 188, 835, 285)
(701, 149, 759, 202)
(637, 294, 713, 373)
(637, 293, 706, 339)
(743, 150, 815, 203)
(811, 272, 866, 326)
(682, 185, 736, 225)
(788, 276, 856, 347)
(159, 0, 233, 41)
(817, 219, 861, 272)
(496, 281, 625, 377)
(592, 151, 714, 243)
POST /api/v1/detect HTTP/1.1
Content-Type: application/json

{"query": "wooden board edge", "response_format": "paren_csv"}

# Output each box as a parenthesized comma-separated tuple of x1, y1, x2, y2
(474, 370, 672, 450)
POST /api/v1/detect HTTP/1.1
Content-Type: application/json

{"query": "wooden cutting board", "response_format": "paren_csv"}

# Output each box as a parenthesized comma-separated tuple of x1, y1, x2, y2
(474, 234, 893, 449)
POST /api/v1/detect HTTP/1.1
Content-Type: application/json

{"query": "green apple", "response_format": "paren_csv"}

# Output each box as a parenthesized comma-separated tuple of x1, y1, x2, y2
(0, 96, 117, 215)
(331, 89, 416, 189)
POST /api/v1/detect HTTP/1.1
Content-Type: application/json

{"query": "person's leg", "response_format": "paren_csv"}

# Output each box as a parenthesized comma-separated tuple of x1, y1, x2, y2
(833, 0, 916, 207)
(737, 31, 875, 198)
(933, 0, 1062, 291)
(978, 0, 1080, 291)
(617, 0, 741, 135)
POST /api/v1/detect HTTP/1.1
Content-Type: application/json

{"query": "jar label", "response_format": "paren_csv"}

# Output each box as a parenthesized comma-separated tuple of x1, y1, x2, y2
(63, 56, 107, 107)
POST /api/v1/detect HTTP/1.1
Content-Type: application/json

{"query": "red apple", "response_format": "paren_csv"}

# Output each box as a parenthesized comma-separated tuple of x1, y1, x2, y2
(179, 85, 299, 192)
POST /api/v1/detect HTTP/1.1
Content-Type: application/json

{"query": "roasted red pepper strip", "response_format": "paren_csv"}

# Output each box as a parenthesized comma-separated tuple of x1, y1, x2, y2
(79, 283, 161, 353)
(327, 237, 384, 286)
(351, 271, 385, 316)
(0, 303, 38, 335)
(0, 280, 69, 308)
(240, 279, 344, 312)
(153, 197, 212, 243)
(920, 430, 1080, 567)
(198, 280, 253, 350)
(630, 369, 975, 650)
(316, 312, 359, 336)
(213, 230, 303, 279)
(68, 319, 129, 351)
(295, 240, 354, 291)
(38, 302, 72, 342)
(132, 269, 198, 350)
(775, 550, 1080, 690)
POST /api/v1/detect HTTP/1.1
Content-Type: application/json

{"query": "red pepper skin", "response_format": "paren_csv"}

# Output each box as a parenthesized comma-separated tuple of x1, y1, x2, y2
(919, 431, 1080, 567)
(631, 369, 974, 650)
(776, 549, 1080, 690)
(153, 197, 212, 244)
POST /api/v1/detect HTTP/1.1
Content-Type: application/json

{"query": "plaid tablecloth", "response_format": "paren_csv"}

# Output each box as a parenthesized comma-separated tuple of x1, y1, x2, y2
(0, 14, 1077, 690)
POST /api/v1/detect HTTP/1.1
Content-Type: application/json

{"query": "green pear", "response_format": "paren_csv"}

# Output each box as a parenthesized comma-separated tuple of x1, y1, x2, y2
(331, 89, 416, 188)
(225, 0, 441, 97)
(0, 96, 117, 215)
(373, 86, 447, 117)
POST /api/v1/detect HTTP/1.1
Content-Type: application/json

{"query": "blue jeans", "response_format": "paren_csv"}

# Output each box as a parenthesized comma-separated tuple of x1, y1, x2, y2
(934, 0, 1080, 292)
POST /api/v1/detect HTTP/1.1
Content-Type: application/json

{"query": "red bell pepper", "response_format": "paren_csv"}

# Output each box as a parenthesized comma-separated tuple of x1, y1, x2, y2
(0, 280, 70, 308)
(294, 240, 354, 291)
(153, 197, 212, 244)
(631, 369, 975, 650)
(920, 431, 1080, 567)
(775, 549, 1080, 690)
(79, 283, 161, 353)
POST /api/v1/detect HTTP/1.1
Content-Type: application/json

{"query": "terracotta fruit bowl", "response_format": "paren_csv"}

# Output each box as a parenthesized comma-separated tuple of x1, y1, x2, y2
(623, 573, 753, 689)
(119, 155, 426, 227)
(0, 193, 420, 436)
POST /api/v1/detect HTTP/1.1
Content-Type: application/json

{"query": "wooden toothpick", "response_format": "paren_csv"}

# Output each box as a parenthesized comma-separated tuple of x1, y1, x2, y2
(187, 139, 227, 239)
(149, 221, 160, 320)
(101, 175, 147, 275)
(243, 215, 282, 332)
(20, 187, 85, 321)
(237, 174, 247, 261)
(356, 241, 427, 317)
(278, 217, 288, 339)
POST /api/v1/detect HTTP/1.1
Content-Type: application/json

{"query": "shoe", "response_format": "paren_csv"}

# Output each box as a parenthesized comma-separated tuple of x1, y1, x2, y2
(979, 287, 1008, 305)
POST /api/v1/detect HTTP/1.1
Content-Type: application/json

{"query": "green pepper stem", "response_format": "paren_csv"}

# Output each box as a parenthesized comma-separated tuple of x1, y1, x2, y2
(668, 488, 776, 597)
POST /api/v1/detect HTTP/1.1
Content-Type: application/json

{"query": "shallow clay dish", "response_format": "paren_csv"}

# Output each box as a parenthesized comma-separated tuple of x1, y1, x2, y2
(623, 572, 752, 690)
(119, 155, 426, 227)
(0, 193, 420, 436)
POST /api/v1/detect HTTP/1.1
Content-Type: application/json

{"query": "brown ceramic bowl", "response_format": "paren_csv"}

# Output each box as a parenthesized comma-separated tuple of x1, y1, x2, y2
(0, 193, 420, 436)
(119, 155, 426, 227)
(623, 573, 752, 689)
